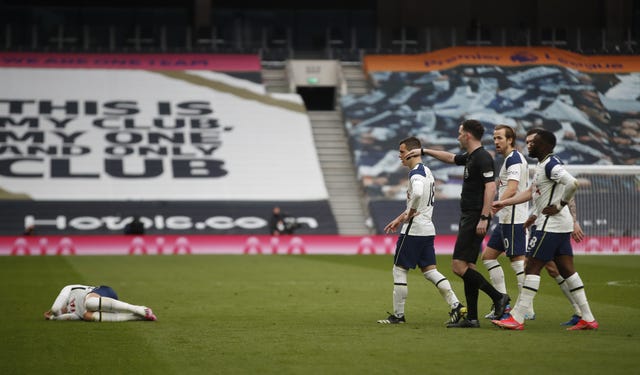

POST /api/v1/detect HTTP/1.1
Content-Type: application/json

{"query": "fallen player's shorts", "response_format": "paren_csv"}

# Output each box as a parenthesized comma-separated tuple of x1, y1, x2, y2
(91, 285, 119, 300)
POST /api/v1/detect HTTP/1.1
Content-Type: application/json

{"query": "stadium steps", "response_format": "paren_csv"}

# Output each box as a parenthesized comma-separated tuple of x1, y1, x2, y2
(341, 62, 369, 95)
(261, 65, 290, 93)
(262, 63, 370, 235)
(307, 110, 371, 235)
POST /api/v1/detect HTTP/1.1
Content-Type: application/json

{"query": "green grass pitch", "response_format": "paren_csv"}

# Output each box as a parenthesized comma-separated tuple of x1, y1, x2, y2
(1, 254, 639, 374)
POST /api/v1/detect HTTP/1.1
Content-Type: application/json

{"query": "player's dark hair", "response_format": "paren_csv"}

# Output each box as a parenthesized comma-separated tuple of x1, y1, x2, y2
(495, 124, 516, 147)
(526, 128, 556, 149)
(461, 119, 484, 140)
(526, 128, 542, 137)
(400, 136, 422, 151)
(535, 129, 556, 149)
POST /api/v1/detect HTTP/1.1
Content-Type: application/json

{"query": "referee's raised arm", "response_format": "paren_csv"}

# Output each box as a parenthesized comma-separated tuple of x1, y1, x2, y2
(405, 147, 456, 164)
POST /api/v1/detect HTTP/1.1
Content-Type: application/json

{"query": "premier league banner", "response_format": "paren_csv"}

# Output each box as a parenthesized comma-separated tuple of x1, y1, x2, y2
(0, 53, 336, 235)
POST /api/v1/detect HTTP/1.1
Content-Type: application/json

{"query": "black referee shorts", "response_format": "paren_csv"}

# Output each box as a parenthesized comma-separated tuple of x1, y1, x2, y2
(453, 210, 484, 263)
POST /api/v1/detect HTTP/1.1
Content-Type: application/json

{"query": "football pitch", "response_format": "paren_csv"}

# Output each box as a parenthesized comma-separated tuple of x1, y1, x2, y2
(1, 254, 639, 374)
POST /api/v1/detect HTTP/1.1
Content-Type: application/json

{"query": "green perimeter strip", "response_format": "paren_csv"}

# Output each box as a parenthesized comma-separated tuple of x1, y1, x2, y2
(154, 70, 307, 114)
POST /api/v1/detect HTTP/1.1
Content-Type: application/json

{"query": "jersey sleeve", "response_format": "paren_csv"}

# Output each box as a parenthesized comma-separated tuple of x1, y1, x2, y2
(408, 174, 424, 209)
(479, 152, 495, 183)
(505, 153, 523, 181)
(51, 313, 82, 321)
(408, 166, 426, 209)
(454, 153, 468, 166)
(50, 285, 73, 315)
(544, 156, 564, 181)
(50, 284, 87, 315)
(551, 164, 579, 202)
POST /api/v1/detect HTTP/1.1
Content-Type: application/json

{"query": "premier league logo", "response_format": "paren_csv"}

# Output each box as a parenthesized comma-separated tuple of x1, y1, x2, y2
(510, 51, 538, 63)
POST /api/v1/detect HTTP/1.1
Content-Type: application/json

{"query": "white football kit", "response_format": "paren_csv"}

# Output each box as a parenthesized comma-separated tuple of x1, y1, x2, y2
(400, 163, 436, 237)
(49, 284, 95, 320)
(531, 155, 576, 233)
(497, 150, 529, 224)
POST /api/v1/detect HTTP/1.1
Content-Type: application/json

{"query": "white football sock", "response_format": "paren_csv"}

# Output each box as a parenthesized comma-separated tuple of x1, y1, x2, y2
(483, 259, 506, 294)
(510, 260, 525, 293)
(85, 296, 146, 316)
(511, 274, 540, 323)
(511, 260, 532, 315)
(392, 266, 408, 318)
(556, 275, 582, 316)
(89, 312, 143, 322)
(424, 268, 460, 308)
(565, 273, 595, 322)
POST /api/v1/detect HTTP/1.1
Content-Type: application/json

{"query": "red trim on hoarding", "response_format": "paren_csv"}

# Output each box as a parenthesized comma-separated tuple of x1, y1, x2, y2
(0, 52, 261, 71)
(1, 235, 637, 256)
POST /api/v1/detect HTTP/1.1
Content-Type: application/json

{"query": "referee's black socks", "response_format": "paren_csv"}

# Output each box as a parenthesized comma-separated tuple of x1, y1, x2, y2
(462, 268, 503, 302)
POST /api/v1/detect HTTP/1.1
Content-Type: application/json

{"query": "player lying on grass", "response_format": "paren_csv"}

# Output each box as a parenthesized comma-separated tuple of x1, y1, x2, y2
(44, 284, 157, 322)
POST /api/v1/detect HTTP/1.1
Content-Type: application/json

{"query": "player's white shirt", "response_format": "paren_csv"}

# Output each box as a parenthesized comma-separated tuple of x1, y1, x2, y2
(50, 284, 95, 320)
(497, 150, 529, 224)
(401, 163, 436, 236)
(531, 155, 574, 233)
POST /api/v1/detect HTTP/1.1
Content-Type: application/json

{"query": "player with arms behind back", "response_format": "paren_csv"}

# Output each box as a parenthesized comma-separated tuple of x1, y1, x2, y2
(377, 136, 465, 325)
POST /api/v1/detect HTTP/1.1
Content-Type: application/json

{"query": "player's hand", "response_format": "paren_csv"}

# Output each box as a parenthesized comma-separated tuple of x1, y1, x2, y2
(541, 204, 561, 216)
(384, 220, 399, 234)
(44, 310, 53, 320)
(572, 222, 584, 243)
(491, 201, 505, 214)
(404, 149, 422, 160)
(476, 219, 488, 237)
(524, 215, 537, 230)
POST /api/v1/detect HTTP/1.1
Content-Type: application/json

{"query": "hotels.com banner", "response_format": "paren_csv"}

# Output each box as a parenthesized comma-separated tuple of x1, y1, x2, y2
(364, 46, 640, 73)
(1, 235, 638, 256)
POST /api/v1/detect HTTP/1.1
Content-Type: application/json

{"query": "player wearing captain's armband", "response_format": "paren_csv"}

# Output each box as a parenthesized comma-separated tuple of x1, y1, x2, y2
(491, 129, 598, 331)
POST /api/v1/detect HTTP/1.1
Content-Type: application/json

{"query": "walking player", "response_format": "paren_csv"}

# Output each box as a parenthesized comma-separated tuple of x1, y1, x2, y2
(378, 136, 465, 325)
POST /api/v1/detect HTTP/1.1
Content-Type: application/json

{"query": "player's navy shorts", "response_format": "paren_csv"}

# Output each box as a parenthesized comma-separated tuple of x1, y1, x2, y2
(91, 285, 119, 300)
(486, 223, 526, 257)
(526, 231, 573, 262)
(453, 210, 484, 263)
(393, 234, 437, 269)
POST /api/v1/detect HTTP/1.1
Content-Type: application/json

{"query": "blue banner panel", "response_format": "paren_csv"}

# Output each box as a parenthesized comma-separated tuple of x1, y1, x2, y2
(2, 200, 337, 236)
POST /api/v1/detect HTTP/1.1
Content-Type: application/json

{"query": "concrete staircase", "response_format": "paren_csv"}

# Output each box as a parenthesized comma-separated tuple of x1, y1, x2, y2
(307, 110, 370, 235)
(341, 62, 369, 95)
(261, 63, 371, 235)
(261, 63, 290, 93)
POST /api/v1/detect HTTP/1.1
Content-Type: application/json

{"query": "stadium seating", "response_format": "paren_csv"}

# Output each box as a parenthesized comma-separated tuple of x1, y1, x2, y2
(341, 48, 640, 234)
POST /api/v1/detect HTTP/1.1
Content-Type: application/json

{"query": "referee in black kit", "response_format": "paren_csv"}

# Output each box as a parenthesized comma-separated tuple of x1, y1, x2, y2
(405, 119, 510, 328)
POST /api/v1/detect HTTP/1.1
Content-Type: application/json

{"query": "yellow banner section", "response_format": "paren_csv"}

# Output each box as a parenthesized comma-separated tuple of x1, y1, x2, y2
(364, 47, 640, 73)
